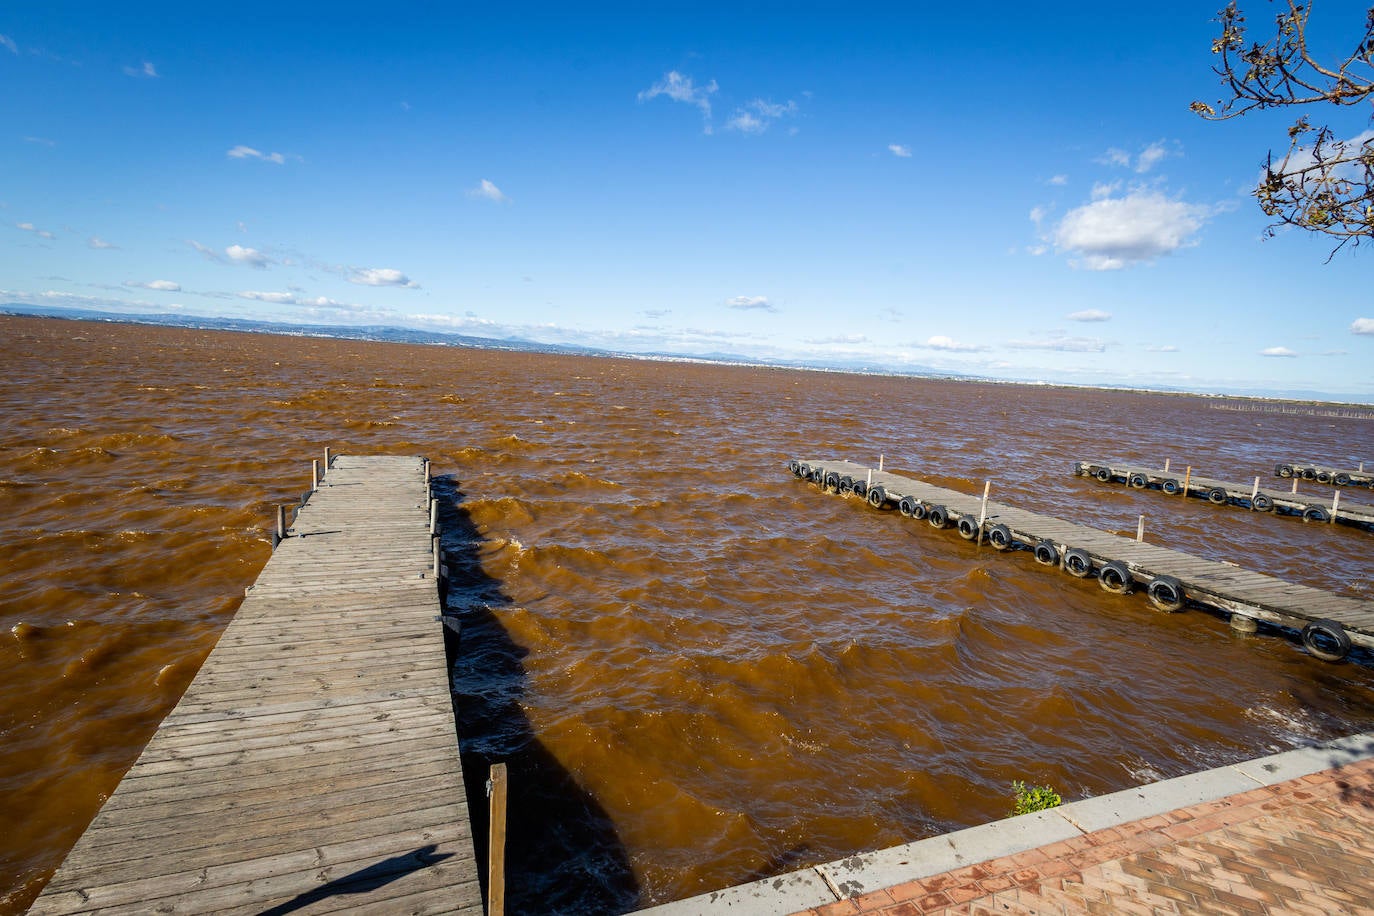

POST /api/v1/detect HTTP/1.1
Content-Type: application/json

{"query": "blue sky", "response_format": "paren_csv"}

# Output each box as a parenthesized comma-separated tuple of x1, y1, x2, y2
(3, 3, 1371, 399)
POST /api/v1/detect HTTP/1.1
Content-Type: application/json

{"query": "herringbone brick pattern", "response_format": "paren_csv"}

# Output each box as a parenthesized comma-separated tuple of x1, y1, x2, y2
(795, 758, 1374, 915)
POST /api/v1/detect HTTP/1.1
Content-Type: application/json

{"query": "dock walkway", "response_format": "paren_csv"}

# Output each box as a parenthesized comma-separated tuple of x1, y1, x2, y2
(30, 455, 482, 915)
(789, 459, 1374, 660)
(1075, 460, 1374, 531)
(1275, 460, 1374, 490)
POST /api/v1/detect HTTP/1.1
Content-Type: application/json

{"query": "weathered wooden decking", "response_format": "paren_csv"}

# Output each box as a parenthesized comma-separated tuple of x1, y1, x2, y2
(1074, 460, 1374, 531)
(791, 459, 1374, 658)
(30, 455, 482, 915)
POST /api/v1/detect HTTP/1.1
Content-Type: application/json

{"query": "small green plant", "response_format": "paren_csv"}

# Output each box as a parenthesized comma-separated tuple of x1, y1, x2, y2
(1011, 780, 1062, 816)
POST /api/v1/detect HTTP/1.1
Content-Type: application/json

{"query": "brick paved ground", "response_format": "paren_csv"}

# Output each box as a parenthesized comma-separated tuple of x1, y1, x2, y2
(793, 757, 1374, 916)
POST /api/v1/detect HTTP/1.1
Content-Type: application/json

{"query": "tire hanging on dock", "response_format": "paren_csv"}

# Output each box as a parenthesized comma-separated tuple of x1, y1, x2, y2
(1093, 467, 1111, 482)
(866, 486, 887, 509)
(1063, 548, 1093, 578)
(1301, 619, 1352, 662)
(927, 505, 949, 528)
(1252, 493, 1274, 512)
(1335, 473, 1351, 486)
(1161, 479, 1181, 495)
(1302, 506, 1329, 522)
(898, 495, 919, 517)
(1128, 473, 1148, 489)
(1146, 575, 1185, 612)
(1207, 487, 1228, 505)
(1277, 464, 1293, 478)
(1097, 560, 1133, 593)
(956, 516, 980, 540)
(1033, 541, 1059, 566)
(986, 523, 1013, 550)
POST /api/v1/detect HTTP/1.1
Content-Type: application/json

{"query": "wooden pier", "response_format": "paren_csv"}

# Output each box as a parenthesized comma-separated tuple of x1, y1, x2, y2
(1074, 461, 1374, 532)
(790, 459, 1374, 662)
(1274, 461, 1374, 490)
(30, 455, 483, 915)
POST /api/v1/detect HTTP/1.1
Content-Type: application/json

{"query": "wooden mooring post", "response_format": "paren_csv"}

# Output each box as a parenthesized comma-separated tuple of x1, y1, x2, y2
(488, 763, 509, 916)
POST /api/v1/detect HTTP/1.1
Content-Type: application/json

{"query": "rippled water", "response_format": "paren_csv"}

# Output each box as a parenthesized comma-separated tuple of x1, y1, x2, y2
(3, 314, 1374, 913)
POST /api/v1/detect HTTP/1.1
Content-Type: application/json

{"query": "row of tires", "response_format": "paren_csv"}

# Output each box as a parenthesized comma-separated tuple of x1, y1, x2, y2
(789, 460, 1356, 661)
(1275, 464, 1362, 487)
(1080, 464, 1332, 521)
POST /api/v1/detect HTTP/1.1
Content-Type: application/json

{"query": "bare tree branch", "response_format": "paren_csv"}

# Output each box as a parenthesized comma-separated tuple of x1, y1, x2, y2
(1193, 1, 1374, 256)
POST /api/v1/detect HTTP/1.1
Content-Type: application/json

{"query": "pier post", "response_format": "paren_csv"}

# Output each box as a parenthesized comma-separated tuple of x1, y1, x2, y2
(977, 481, 991, 545)
(429, 498, 438, 536)
(488, 763, 508, 916)
(1332, 490, 1341, 522)
(1292, 477, 1299, 494)
(879, 454, 884, 472)
(1136, 515, 1145, 543)
(1164, 458, 1171, 472)
(324, 446, 332, 469)
(1250, 477, 1260, 510)
(311, 459, 320, 491)
(1182, 466, 1192, 497)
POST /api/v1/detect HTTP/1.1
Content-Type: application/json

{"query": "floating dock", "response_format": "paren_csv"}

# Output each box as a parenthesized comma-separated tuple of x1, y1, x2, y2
(30, 455, 483, 915)
(1274, 461, 1374, 489)
(1073, 460, 1374, 532)
(789, 459, 1374, 661)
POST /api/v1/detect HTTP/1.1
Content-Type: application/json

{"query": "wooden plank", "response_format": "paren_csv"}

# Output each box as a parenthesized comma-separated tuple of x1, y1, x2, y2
(31, 455, 483, 915)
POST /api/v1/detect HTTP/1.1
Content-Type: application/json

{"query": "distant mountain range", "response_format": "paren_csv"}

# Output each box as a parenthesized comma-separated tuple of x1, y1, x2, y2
(4, 302, 1369, 407)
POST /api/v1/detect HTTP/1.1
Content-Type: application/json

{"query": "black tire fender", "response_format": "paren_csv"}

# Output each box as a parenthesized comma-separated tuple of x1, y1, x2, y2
(1063, 548, 1093, 578)
(823, 471, 840, 493)
(927, 505, 949, 528)
(852, 480, 868, 499)
(956, 516, 980, 540)
(1093, 467, 1112, 482)
(1147, 575, 1185, 611)
(787, 459, 801, 476)
(1277, 464, 1293, 478)
(866, 485, 887, 509)
(1301, 619, 1351, 662)
(1128, 473, 1148, 489)
(1207, 487, 1228, 505)
(1302, 505, 1329, 522)
(1317, 471, 1332, 484)
(909, 502, 928, 520)
(1252, 493, 1274, 512)
(1335, 473, 1351, 486)
(838, 476, 855, 495)
(986, 523, 1013, 550)
(1161, 478, 1181, 495)
(1302, 468, 1317, 480)
(1098, 560, 1133, 594)
(898, 495, 919, 517)
(1033, 541, 1059, 566)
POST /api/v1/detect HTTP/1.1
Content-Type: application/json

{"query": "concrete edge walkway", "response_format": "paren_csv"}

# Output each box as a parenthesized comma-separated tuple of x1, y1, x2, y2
(637, 731, 1374, 915)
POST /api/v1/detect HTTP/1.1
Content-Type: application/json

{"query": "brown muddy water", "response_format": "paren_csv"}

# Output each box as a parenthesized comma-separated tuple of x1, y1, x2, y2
(3, 314, 1374, 913)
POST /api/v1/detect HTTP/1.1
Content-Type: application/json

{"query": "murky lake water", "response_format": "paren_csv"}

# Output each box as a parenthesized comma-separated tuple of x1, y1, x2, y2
(3, 314, 1373, 913)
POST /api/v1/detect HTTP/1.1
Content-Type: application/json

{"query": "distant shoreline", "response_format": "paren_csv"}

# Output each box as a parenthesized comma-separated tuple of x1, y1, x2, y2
(6, 304, 1372, 410)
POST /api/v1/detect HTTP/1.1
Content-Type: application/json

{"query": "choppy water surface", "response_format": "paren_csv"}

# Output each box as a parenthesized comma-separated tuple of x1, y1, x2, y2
(3, 315, 1374, 913)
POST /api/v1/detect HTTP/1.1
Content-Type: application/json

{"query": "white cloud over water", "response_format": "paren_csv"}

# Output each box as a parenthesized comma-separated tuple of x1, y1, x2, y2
(1052, 190, 1207, 270)
(921, 335, 988, 352)
(468, 179, 510, 203)
(125, 279, 181, 291)
(349, 267, 419, 288)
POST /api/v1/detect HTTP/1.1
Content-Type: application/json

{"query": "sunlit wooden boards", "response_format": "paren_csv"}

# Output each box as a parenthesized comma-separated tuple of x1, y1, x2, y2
(31, 455, 482, 915)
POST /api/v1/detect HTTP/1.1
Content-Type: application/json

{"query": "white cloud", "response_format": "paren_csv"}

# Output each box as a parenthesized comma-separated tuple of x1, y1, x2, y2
(227, 145, 292, 165)
(226, 244, 272, 268)
(889, 144, 911, 158)
(922, 335, 988, 352)
(189, 240, 222, 262)
(1091, 180, 1121, 200)
(0, 34, 17, 54)
(1351, 318, 1374, 335)
(1008, 336, 1106, 352)
(1048, 174, 1068, 186)
(238, 290, 295, 304)
(88, 236, 117, 249)
(349, 267, 419, 288)
(1067, 309, 1111, 322)
(16, 221, 55, 240)
(1146, 344, 1179, 353)
(726, 98, 798, 135)
(468, 179, 510, 203)
(125, 279, 180, 291)
(1260, 346, 1298, 358)
(1136, 141, 1169, 173)
(638, 71, 718, 126)
(23, 136, 55, 147)
(123, 61, 158, 78)
(1051, 190, 1207, 270)
(806, 334, 868, 345)
(726, 295, 775, 311)
(1099, 148, 1131, 168)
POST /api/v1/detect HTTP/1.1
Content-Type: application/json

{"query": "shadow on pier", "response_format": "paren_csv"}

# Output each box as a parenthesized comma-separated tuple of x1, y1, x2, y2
(431, 474, 639, 915)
